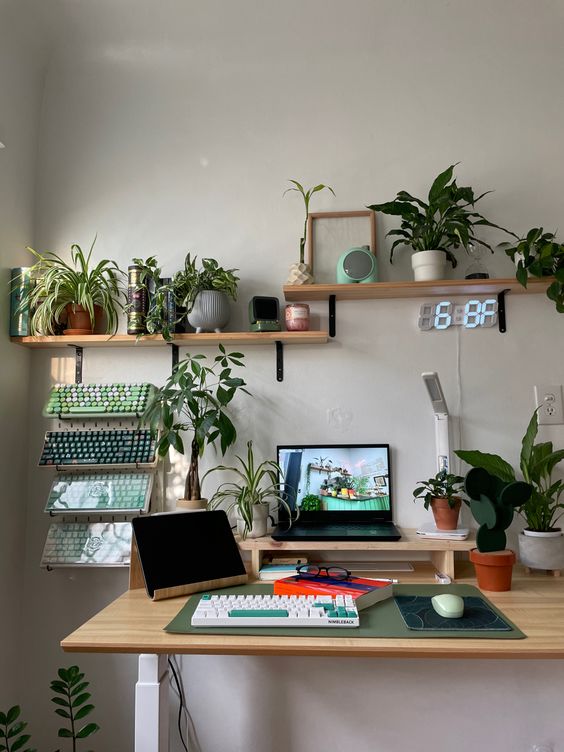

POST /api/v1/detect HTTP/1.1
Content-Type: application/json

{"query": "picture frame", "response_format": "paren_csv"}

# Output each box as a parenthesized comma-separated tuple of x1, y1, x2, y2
(305, 210, 377, 282)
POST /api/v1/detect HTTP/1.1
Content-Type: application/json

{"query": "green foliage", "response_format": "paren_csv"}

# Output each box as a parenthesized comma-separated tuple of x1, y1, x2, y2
(50, 666, 99, 752)
(463, 468, 531, 552)
(300, 494, 322, 511)
(351, 475, 370, 495)
(368, 164, 516, 267)
(284, 179, 336, 263)
(0, 665, 98, 752)
(127, 256, 178, 341)
(456, 409, 564, 532)
(18, 238, 126, 335)
(0, 705, 36, 752)
(499, 227, 564, 313)
(174, 254, 239, 313)
(413, 470, 465, 510)
(205, 440, 294, 538)
(143, 346, 249, 500)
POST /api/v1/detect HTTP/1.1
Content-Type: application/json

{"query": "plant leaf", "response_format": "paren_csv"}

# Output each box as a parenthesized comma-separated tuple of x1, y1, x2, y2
(76, 723, 100, 739)
(455, 450, 515, 482)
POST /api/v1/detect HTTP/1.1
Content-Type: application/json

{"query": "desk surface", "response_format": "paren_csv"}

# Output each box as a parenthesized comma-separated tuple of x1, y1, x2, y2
(61, 564, 564, 659)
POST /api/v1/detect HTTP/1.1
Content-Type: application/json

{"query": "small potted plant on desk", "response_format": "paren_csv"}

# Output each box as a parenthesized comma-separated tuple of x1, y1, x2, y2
(368, 163, 515, 281)
(143, 346, 249, 510)
(413, 470, 465, 530)
(205, 440, 294, 539)
(18, 238, 125, 334)
(460, 467, 531, 591)
(499, 227, 564, 313)
(457, 409, 564, 574)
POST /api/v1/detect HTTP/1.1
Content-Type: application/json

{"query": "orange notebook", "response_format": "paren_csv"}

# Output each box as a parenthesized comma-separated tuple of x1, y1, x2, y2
(273, 574, 393, 611)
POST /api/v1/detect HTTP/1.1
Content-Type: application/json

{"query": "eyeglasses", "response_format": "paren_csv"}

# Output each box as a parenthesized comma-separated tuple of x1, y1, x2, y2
(295, 564, 351, 581)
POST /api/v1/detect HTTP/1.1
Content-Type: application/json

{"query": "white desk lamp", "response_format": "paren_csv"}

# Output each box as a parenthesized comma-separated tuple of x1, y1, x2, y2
(422, 371, 450, 473)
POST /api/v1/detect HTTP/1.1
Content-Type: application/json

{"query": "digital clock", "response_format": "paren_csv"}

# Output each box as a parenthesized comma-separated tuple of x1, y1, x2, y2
(418, 299, 498, 330)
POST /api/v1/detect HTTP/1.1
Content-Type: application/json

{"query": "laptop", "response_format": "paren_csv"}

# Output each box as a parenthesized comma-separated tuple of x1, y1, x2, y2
(271, 444, 401, 541)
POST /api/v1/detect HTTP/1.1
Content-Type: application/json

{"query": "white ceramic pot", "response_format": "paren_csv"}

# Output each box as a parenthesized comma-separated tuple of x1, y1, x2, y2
(411, 250, 447, 281)
(518, 529, 564, 571)
(236, 505, 270, 539)
(187, 290, 231, 333)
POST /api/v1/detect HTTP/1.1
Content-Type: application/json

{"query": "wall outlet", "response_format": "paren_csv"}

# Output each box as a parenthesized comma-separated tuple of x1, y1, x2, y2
(534, 384, 564, 425)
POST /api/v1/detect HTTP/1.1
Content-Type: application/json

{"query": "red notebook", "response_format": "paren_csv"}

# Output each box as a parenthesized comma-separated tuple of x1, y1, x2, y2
(273, 574, 393, 611)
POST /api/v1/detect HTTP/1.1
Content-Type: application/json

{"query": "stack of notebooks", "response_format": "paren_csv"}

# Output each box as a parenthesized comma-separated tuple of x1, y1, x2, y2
(258, 557, 308, 581)
(274, 572, 393, 610)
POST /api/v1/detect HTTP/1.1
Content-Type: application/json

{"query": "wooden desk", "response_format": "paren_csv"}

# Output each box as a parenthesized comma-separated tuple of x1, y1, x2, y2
(61, 564, 564, 752)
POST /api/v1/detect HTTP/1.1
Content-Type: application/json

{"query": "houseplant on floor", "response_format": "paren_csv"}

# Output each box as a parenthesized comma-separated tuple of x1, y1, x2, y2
(499, 227, 564, 313)
(174, 253, 239, 333)
(205, 440, 294, 538)
(413, 470, 465, 530)
(284, 179, 335, 285)
(18, 238, 126, 335)
(368, 164, 515, 281)
(143, 345, 249, 509)
(457, 409, 564, 573)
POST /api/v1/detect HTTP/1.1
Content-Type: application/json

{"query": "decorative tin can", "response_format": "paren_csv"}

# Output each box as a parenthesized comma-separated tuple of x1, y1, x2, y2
(10, 267, 33, 336)
(285, 303, 310, 331)
(127, 265, 148, 335)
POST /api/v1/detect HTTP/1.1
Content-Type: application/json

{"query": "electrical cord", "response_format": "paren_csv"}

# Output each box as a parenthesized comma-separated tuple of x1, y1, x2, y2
(168, 656, 203, 752)
(168, 657, 189, 752)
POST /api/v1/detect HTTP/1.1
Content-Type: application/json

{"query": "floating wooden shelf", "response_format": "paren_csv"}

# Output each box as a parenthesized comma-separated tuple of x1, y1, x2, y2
(11, 331, 329, 348)
(283, 277, 554, 301)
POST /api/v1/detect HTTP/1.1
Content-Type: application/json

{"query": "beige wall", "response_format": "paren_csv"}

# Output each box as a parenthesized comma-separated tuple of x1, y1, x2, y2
(6, 0, 564, 749)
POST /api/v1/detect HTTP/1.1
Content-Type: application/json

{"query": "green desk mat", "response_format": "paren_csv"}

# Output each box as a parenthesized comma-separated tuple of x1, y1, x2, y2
(395, 595, 513, 632)
(164, 584, 525, 640)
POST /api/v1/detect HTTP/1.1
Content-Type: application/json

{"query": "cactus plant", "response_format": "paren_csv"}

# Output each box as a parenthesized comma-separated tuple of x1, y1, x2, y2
(464, 467, 531, 552)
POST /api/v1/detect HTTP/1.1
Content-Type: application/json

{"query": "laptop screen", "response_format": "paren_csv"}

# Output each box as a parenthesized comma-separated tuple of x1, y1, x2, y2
(277, 444, 392, 521)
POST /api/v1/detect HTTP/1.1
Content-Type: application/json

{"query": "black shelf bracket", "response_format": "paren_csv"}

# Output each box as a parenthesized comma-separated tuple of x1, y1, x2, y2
(169, 343, 179, 371)
(329, 294, 336, 338)
(68, 345, 83, 383)
(276, 341, 284, 382)
(498, 289, 509, 333)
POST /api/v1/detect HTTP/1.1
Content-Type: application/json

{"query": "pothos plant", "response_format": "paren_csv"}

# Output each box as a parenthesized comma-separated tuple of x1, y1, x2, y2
(0, 665, 99, 752)
(368, 163, 515, 268)
(128, 256, 178, 341)
(143, 346, 249, 501)
(284, 180, 335, 264)
(413, 470, 465, 510)
(174, 253, 239, 313)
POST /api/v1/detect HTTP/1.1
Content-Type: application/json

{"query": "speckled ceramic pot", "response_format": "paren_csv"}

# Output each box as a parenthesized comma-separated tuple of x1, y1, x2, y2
(187, 290, 231, 333)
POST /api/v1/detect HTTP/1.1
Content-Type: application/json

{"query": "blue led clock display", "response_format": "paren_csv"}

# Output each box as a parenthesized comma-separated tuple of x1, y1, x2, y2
(418, 299, 498, 330)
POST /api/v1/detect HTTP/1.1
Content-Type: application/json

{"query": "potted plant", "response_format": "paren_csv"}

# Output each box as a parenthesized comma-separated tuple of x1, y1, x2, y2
(174, 253, 239, 333)
(499, 227, 564, 313)
(205, 440, 293, 539)
(413, 470, 465, 530)
(284, 179, 335, 285)
(143, 346, 249, 509)
(461, 467, 531, 590)
(457, 409, 564, 573)
(19, 238, 125, 335)
(368, 164, 515, 281)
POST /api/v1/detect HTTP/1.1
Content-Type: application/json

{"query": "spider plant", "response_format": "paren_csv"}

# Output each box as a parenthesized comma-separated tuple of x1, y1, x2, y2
(19, 238, 126, 334)
(284, 180, 335, 264)
(204, 440, 295, 538)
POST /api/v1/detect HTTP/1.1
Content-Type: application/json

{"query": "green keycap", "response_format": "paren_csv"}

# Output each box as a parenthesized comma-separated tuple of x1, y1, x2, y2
(201, 594, 211, 600)
(69, 406, 106, 413)
(347, 611, 357, 618)
(228, 610, 289, 617)
(327, 610, 338, 618)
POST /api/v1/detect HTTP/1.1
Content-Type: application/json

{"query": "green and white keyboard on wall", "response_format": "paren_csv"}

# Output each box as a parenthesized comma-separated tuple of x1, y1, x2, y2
(43, 382, 155, 419)
(40, 381, 159, 569)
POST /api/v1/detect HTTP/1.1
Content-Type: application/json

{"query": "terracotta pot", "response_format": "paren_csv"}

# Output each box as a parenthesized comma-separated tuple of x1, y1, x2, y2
(430, 497, 461, 530)
(470, 548, 516, 591)
(64, 304, 104, 335)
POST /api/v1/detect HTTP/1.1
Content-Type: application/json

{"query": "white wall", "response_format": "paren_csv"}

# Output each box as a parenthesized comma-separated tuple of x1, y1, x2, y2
(13, 0, 564, 750)
(0, 0, 53, 709)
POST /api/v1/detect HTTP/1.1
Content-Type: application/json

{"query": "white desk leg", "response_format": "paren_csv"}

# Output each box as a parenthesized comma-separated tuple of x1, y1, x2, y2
(135, 653, 170, 752)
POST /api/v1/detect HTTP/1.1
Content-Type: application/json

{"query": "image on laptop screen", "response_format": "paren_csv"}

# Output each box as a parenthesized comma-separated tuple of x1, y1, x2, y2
(277, 444, 391, 515)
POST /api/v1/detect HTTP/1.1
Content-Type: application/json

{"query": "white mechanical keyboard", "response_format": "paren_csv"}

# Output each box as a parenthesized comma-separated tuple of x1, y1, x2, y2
(191, 593, 359, 628)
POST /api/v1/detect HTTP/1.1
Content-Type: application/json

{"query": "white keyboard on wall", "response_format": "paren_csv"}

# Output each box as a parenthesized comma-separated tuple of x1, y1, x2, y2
(191, 593, 359, 628)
